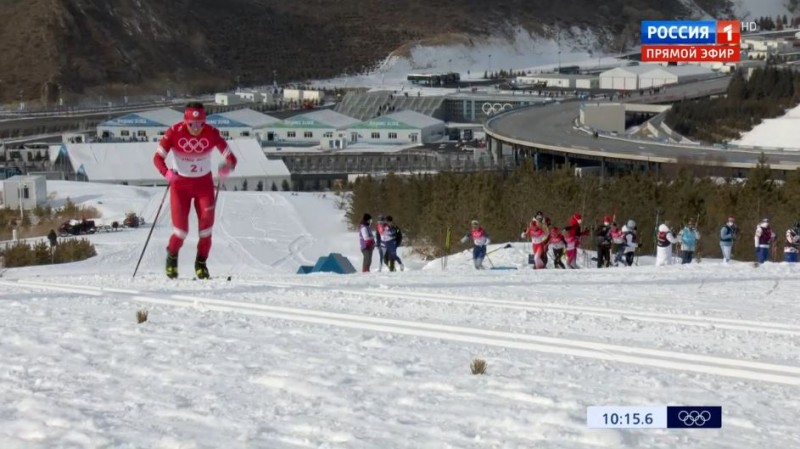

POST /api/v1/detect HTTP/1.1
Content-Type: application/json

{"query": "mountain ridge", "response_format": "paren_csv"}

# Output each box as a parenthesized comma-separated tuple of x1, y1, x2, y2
(0, 0, 732, 104)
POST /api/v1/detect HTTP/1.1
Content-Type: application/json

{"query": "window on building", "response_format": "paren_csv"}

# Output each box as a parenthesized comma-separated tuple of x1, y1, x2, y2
(221, 130, 230, 137)
(371, 132, 380, 139)
(120, 130, 130, 137)
(22, 185, 29, 199)
(410, 133, 418, 143)
(388, 132, 397, 139)
(323, 132, 333, 138)
(304, 131, 313, 138)
(137, 130, 146, 137)
(288, 131, 296, 138)
(240, 131, 250, 137)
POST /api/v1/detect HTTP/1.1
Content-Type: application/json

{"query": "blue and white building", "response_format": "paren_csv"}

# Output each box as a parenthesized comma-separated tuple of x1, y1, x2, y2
(206, 108, 281, 141)
(268, 110, 360, 144)
(348, 110, 445, 144)
(96, 108, 183, 142)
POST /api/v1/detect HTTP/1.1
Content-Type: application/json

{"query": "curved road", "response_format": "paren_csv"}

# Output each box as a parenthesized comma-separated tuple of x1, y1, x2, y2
(485, 78, 800, 171)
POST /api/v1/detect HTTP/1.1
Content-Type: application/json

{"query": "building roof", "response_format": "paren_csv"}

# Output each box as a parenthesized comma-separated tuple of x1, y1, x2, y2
(206, 108, 280, 129)
(4, 175, 45, 182)
(98, 108, 183, 128)
(600, 65, 661, 76)
(58, 139, 289, 183)
(350, 110, 444, 130)
(277, 109, 360, 129)
(644, 65, 716, 77)
(520, 74, 599, 80)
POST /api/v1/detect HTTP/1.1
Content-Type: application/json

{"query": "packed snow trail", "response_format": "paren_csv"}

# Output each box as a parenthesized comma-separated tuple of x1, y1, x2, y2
(5, 279, 800, 386)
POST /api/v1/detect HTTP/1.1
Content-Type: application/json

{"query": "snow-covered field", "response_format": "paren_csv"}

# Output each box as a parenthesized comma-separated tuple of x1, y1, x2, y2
(732, 103, 800, 150)
(2, 181, 800, 448)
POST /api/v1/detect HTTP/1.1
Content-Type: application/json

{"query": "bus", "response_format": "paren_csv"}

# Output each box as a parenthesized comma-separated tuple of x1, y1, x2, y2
(407, 72, 461, 87)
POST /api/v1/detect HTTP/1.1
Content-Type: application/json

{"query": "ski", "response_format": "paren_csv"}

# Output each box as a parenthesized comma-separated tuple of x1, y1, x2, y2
(191, 276, 232, 281)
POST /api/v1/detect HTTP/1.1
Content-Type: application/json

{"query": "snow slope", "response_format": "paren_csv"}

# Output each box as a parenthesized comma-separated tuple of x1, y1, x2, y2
(311, 27, 624, 90)
(732, 103, 800, 150)
(732, 0, 791, 19)
(2, 181, 800, 448)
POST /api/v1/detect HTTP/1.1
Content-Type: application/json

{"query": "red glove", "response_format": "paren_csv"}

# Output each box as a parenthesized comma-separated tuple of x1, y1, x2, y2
(218, 162, 233, 180)
(165, 170, 179, 184)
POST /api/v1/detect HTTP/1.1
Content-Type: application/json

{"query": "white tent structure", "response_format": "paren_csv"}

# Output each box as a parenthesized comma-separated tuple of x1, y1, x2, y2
(599, 65, 656, 90)
(51, 139, 290, 191)
(639, 65, 718, 89)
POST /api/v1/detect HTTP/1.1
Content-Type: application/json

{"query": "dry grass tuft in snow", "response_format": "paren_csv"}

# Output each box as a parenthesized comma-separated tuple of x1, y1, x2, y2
(136, 308, 148, 324)
(471, 358, 487, 375)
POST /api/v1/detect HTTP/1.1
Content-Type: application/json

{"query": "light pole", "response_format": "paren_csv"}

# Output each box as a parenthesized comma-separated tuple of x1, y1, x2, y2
(17, 181, 23, 222)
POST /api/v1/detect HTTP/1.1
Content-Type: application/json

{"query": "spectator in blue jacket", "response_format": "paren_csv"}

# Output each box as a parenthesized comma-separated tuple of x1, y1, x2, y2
(719, 215, 737, 264)
(678, 219, 700, 264)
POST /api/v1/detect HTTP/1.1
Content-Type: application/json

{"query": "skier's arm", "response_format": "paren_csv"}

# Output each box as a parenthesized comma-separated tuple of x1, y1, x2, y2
(754, 227, 761, 247)
(667, 231, 679, 244)
(153, 127, 175, 176)
(360, 226, 374, 245)
(212, 128, 238, 169)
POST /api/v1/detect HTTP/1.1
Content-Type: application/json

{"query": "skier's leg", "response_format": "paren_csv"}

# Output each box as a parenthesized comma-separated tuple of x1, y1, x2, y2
(362, 248, 372, 272)
(625, 252, 634, 266)
(194, 176, 216, 261)
(167, 180, 191, 254)
(186, 180, 213, 279)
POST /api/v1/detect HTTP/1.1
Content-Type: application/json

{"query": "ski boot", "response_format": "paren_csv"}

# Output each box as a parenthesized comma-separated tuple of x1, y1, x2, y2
(166, 252, 178, 279)
(195, 256, 210, 280)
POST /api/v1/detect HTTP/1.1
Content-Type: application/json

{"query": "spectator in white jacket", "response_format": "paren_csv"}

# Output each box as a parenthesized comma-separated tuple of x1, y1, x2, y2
(655, 222, 679, 266)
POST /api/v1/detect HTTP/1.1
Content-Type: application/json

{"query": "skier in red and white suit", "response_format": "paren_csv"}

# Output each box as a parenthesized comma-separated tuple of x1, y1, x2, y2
(522, 212, 549, 269)
(153, 102, 237, 279)
(564, 213, 590, 269)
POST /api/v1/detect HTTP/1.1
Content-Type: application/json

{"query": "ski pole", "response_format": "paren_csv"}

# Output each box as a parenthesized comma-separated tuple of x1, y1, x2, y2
(132, 185, 170, 280)
(487, 243, 512, 255)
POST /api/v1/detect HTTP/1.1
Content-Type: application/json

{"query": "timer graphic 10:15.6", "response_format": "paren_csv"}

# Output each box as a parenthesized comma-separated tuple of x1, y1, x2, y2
(587, 406, 667, 428)
(603, 412, 654, 426)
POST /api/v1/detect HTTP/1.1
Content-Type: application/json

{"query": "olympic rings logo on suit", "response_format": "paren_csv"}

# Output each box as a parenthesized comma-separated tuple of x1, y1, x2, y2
(178, 138, 210, 153)
(678, 410, 711, 426)
(481, 103, 514, 116)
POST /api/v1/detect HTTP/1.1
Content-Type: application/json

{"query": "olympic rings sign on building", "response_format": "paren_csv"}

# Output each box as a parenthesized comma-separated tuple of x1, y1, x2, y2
(481, 103, 514, 116)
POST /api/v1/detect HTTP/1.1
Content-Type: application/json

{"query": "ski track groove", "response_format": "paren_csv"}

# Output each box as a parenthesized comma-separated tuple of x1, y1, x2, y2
(215, 192, 268, 270)
(3, 279, 800, 386)
(237, 280, 800, 336)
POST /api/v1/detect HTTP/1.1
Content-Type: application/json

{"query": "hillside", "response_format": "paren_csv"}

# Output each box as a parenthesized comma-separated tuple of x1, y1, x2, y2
(0, 0, 732, 104)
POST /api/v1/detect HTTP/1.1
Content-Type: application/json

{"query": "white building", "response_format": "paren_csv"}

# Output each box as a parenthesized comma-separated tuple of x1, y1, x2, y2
(96, 108, 183, 142)
(2, 175, 47, 210)
(283, 89, 325, 103)
(53, 139, 291, 191)
(638, 65, 717, 89)
(214, 93, 249, 106)
(515, 74, 599, 89)
(206, 108, 281, 141)
(348, 110, 445, 144)
(742, 37, 795, 59)
(599, 66, 655, 90)
(269, 110, 359, 144)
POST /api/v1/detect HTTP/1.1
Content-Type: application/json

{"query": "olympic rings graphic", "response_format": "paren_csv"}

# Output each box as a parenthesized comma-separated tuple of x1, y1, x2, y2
(481, 102, 514, 115)
(678, 410, 711, 427)
(178, 137, 210, 153)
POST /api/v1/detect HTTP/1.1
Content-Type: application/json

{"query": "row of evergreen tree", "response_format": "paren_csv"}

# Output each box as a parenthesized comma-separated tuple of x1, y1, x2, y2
(347, 159, 800, 262)
(752, 15, 799, 31)
(484, 69, 529, 80)
(665, 68, 800, 143)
